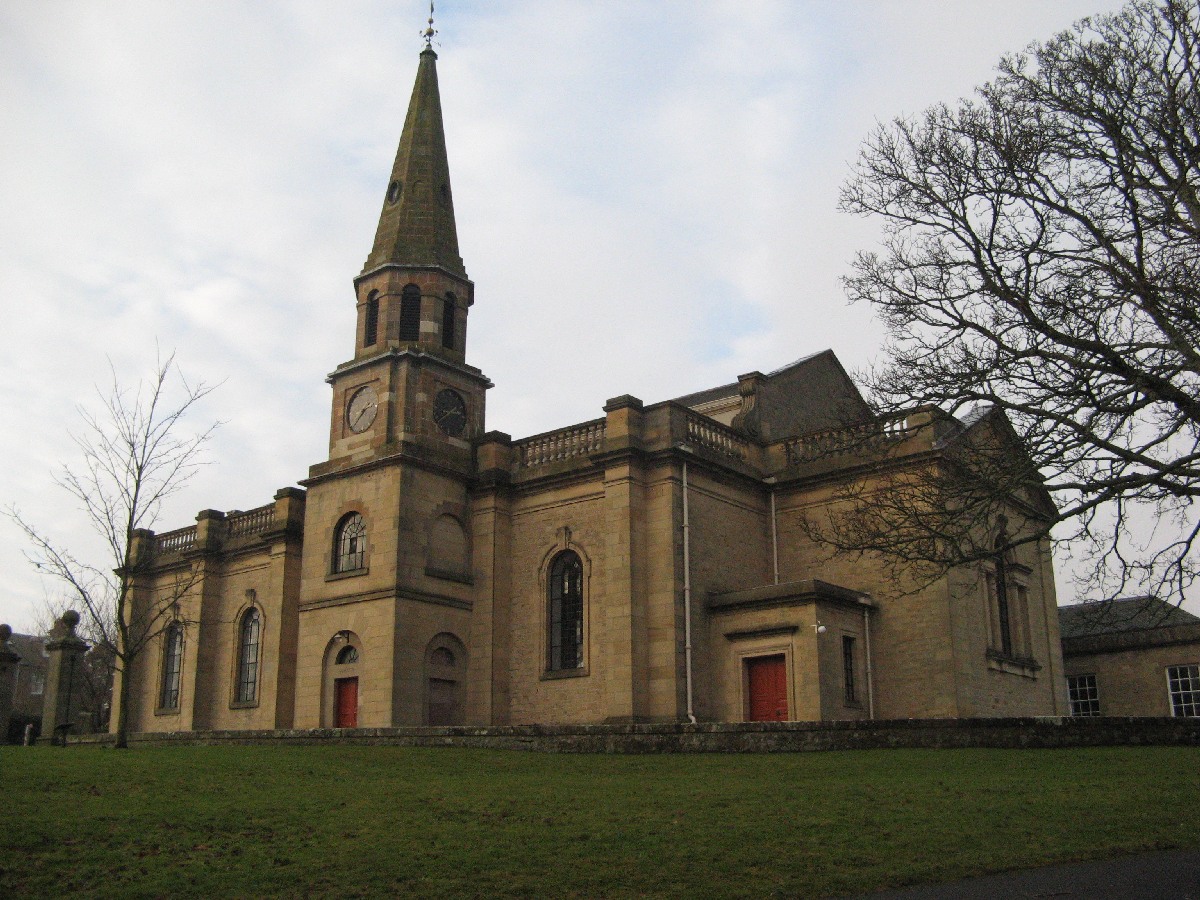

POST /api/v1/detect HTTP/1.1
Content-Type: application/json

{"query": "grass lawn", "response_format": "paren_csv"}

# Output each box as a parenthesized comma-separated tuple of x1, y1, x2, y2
(2, 744, 1197, 898)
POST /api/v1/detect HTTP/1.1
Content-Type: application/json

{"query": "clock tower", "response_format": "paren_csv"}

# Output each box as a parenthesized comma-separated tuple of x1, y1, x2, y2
(294, 39, 489, 729)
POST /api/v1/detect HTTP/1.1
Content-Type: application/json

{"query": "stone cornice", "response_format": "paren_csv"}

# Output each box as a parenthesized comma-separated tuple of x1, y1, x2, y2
(327, 346, 491, 388)
(708, 579, 873, 614)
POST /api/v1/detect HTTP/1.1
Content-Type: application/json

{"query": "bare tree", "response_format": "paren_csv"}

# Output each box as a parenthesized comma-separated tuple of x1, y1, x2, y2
(9, 354, 216, 747)
(823, 0, 1200, 602)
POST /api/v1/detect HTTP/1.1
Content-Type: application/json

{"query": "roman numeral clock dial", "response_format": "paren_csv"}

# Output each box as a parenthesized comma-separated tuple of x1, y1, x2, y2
(433, 388, 467, 437)
(346, 385, 378, 433)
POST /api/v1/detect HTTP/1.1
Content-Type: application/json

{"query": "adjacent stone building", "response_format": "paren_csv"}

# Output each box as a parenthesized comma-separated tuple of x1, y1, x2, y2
(3, 631, 47, 743)
(111, 42, 1068, 737)
(1061, 597, 1200, 718)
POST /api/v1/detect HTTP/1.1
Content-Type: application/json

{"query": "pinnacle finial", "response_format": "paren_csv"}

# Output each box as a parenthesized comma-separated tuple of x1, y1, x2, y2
(423, 1, 437, 47)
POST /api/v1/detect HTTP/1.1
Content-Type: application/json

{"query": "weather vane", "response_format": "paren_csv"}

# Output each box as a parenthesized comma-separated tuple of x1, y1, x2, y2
(423, 1, 437, 47)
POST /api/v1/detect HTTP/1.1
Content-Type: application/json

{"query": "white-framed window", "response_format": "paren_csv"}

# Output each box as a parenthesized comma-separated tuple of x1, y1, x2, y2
(1067, 673, 1100, 716)
(1167, 664, 1199, 717)
(333, 512, 367, 573)
(30, 671, 45, 696)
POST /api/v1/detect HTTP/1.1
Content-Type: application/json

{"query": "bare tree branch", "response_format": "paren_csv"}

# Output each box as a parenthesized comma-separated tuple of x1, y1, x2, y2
(830, 0, 1200, 602)
(6, 352, 217, 747)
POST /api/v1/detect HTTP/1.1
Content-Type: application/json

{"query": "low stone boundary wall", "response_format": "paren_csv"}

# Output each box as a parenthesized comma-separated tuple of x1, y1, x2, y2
(68, 716, 1200, 753)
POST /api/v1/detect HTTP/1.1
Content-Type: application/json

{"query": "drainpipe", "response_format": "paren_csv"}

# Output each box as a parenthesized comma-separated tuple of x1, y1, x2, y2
(766, 477, 780, 585)
(863, 604, 875, 720)
(682, 457, 697, 724)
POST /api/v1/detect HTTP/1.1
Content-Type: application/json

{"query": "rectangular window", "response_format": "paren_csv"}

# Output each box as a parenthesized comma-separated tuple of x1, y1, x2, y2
(842, 635, 857, 704)
(1167, 664, 1200, 717)
(994, 564, 1013, 656)
(30, 671, 44, 696)
(442, 294, 456, 349)
(363, 295, 379, 347)
(1067, 673, 1100, 716)
(399, 286, 421, 341)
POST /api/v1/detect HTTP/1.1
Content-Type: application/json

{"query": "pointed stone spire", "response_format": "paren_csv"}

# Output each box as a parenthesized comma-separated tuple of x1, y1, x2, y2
(363, 44, 466, 278)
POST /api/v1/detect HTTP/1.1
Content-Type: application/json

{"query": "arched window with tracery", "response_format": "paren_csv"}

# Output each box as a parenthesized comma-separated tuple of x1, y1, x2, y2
(334, 512, 367, 573)
(399, 283, 421, 342)
(159, 623, 184, 710)
(548, 551, 584, 671)
(235, 608, 261, 704)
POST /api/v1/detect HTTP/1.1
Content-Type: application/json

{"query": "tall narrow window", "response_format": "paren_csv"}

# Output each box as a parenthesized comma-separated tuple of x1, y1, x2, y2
(442, 293, 456, 349)
(363, 292, 379, 347)
(1167, 664, 1199, 717)
(842, 635, 857, 704)
(399, 284, 421, 342)
(236, 608, 261, 704)
(992, 537, 1013, 656)
(548, 551, 584, 670)
(160, 624, 183, 710)
(334, 512, 367, 573)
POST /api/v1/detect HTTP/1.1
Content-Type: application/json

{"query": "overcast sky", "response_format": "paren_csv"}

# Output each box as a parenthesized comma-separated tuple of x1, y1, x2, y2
(1, 0, 1143, 632)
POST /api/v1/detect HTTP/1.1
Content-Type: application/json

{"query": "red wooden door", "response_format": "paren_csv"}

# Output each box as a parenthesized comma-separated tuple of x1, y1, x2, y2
(334, 677, 358, 728)
(747, 655, 788, 721)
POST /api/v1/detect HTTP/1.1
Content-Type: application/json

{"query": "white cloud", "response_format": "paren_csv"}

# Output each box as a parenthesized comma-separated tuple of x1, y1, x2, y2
(0, 0, 1145, 631)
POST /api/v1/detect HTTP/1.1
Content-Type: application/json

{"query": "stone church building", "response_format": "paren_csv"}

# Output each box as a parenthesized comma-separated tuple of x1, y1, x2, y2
(112, 44, 1067, 736)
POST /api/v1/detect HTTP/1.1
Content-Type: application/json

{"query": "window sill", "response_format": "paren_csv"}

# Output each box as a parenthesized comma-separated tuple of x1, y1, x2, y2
(229, 699, 260, 710)
(154, 707, 181, 717)
(986, 649, 1041, 678)
(425, 565, 473, 585)
(542, 666, 589, 681)
(326, 566, 368, 583)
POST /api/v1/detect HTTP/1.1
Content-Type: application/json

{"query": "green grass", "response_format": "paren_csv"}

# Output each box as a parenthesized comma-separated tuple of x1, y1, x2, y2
(2, 745, 1197, 898)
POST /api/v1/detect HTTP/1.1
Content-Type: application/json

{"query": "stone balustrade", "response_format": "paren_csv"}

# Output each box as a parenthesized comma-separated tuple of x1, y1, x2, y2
(514, 419, 606, 469)
(685, 412, 750, 461)
(154, 526, 197, 554)
(227, 504, 276, 537)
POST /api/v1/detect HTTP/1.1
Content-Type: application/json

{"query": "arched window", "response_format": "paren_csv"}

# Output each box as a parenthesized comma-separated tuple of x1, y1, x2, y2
(399, 284, 421, 342)
(363, 291, 380, 347)
(160, 623, 183, 710)
(548, 551, 584, 671)
(235, 608, 261, 704)
(442, 293, 456, 349)
(336, 645, 359, 664)
(334, 513, 367, 573)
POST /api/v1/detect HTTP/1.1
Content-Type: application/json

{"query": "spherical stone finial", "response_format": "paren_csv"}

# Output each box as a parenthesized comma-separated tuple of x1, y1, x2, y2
(0, 624, 11, 643)
(62, 610, 81, 629)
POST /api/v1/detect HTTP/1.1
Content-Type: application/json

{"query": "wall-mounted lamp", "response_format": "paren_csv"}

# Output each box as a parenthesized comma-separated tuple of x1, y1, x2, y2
(334, 629, 352, 644)
(814, 622, 827, 634)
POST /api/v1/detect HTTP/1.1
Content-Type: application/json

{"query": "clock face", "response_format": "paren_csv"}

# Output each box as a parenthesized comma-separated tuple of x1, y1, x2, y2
(346, 385, 378, 433)
(433, 388, 467, 437)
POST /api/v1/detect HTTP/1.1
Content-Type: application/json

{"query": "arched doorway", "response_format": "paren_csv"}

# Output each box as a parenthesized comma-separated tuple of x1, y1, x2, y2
(424, 633, 467, 726)
(322, 632, 362, 728)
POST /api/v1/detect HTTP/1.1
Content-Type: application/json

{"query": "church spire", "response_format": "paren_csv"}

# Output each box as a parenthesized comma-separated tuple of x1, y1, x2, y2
(363, 38, 466, 279)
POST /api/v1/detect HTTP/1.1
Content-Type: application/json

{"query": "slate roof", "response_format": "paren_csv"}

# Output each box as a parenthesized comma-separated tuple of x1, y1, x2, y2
(8, 632, 48, 667)
(1058, 597, 1200, 639)
(672, 381, 738, 408)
